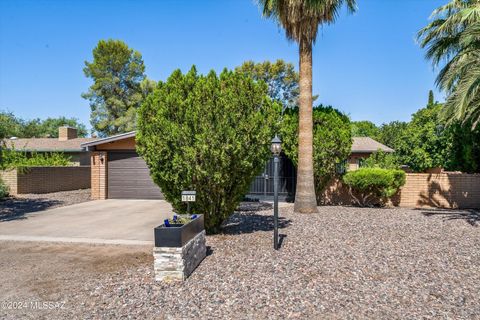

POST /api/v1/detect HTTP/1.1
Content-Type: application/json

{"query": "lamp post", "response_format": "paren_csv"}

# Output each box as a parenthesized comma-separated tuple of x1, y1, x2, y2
(271, 135, 282, 250)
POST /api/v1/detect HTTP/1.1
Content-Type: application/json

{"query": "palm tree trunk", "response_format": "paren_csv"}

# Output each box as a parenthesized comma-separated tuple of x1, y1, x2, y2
(294, 39, 318, 214)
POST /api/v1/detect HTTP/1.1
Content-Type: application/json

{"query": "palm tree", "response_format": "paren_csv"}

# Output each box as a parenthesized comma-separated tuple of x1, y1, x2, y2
(258, 0, 356, 213)
(418, 0, 480, 128)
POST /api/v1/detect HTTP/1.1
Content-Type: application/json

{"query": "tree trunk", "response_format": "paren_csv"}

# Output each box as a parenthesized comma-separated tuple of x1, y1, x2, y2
(294, 40, 318, 214)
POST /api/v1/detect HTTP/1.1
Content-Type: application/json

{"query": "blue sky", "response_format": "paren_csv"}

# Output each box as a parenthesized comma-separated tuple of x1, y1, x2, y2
(0, 0, 447, 131)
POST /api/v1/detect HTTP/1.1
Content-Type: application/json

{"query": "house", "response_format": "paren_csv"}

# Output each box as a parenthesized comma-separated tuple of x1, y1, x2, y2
(348, 136, 394, 171)
(3, 127, 96, 165)
(82, 131, 394, 201)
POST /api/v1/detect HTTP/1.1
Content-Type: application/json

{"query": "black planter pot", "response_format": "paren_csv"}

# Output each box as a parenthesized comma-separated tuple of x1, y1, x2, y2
(154, 214, 204, 247)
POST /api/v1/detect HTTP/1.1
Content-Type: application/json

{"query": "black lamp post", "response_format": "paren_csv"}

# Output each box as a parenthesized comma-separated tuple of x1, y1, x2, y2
(271, 135, 282, 250)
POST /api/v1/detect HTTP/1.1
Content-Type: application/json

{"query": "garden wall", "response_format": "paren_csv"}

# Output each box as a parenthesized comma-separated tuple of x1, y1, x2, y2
(0, 166, 90, 195)
(321, 173, 480, 209)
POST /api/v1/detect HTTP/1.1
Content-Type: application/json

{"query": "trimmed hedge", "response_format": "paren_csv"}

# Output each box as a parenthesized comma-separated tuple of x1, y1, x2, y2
(343, 168, 406, 206)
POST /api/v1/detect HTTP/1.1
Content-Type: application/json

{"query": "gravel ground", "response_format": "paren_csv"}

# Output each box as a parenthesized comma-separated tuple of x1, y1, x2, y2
(1, 204, 479, 319)
(0, 189, 91, 220)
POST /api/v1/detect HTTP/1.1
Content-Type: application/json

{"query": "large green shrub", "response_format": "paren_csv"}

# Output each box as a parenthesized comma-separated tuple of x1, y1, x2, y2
(136, 67, 281, 233)
(343, 168, 406, 207)
(279, 105, 352, 203)
(362, 150, 400, 170)
(0, 149, 72, 170)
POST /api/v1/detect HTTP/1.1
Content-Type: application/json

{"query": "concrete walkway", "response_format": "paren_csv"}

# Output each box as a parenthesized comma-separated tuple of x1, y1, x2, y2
(0, 199, 172, 245)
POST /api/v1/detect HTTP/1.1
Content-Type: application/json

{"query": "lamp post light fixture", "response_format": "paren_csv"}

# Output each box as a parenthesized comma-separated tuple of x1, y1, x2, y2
(271, 135, 282, 250)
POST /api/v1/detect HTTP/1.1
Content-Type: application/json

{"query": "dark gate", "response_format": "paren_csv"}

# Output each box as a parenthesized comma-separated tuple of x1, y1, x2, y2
(247, 153, 296, 202)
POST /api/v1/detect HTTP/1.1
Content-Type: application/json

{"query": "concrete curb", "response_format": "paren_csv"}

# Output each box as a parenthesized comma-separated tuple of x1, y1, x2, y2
(0, 235, 153, 246)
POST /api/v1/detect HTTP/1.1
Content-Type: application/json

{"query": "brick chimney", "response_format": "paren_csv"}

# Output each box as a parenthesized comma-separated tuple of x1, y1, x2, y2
(58, 126, 78, 141)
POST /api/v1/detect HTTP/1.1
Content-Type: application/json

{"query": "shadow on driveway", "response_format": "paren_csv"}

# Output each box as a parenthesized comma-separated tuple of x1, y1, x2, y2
(421, 208, 480, 227)
(0, 197, 62, 222)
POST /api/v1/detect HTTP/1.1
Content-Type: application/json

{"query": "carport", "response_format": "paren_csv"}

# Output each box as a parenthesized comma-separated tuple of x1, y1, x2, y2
(81, 132, 163, 200)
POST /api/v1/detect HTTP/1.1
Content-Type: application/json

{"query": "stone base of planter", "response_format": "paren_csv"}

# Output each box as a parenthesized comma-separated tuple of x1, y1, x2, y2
(153, 230, 206, 282)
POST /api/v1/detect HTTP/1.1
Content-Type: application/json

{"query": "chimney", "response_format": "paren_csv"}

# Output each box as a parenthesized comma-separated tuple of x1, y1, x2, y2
(58, 126, 78, 141)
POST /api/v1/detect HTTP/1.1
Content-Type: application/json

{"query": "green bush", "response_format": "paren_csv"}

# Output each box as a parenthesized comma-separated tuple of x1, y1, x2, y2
(0, 148, 72, 170)
(0, 177, 8, 199)
(279, 105, 352, 202)
(343, 168, 406, 206)
(362, 150, 400, 170)
(137, 66, 281, 233)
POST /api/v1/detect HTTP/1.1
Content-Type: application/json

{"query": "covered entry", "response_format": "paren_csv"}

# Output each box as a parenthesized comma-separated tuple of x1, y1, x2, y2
(107, 151, 163, 200)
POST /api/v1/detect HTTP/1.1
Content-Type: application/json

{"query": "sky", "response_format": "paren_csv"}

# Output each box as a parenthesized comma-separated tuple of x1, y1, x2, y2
(0, 0, 448, 131)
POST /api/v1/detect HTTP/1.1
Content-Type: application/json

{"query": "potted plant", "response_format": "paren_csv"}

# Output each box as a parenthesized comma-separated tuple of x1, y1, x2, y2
(153, 214, 206, 281)
(154, 214, 204, 247)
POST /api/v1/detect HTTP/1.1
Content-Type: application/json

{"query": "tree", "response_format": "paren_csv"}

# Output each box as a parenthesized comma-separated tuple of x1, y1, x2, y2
(259, 0, 357, 214)
(280, 105, 352, 203)
(136, 67, 281, 233)
(376, 121, 408, 151)
(82, 39, 154, 137)
(445, 119, 480, 173)
(0, 111, 87, 138)
(235, 60, 299, 109)
(428, 90, 435, 106)
(394, 103, 452, 172)
(35, 117, 88, 138)
(0, 111, 22, 139)
(351, 120, 379, 138)
(418, 0, 480, 128)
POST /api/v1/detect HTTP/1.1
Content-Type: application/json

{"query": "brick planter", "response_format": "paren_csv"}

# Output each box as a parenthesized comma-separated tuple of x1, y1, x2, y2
(153, 215, 206, 282)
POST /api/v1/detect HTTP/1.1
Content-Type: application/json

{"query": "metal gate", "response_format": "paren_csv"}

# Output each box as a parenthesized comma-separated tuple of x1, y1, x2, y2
(247, 154, 296, 202)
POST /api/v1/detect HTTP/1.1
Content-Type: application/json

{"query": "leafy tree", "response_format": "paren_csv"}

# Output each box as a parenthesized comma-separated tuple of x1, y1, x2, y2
(280, 105, 352, 203)
(0, 111, 23, 139)
(343, 168, 406, 207)
(445, 119, 480, 173)
(418, 0, 480, 128)
(82, 39, 154, 137)
(235, 60, 299, 109)
(351, 120, 379, 138)
(259, 0, 357, 214)
(376, 121, 408, 151)
(362, 150, 400, 170)
(0, 111, 87, 138)
(394, 103, 452, 172)
(136, 67, 281, 233)
(35, 117, 87, 138)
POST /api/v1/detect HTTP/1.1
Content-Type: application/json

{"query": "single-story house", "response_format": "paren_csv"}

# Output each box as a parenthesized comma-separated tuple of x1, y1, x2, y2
(82, 131, 394, 201)
(3, 126, 96, 165)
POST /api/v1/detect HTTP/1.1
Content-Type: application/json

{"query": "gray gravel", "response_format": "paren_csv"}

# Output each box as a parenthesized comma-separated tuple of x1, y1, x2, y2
(0, 189, 91, 220)
(1, 204, 480, 319)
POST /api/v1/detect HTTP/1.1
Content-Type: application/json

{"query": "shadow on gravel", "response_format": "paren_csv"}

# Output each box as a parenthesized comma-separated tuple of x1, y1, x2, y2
(421, 209, 480, 227)
(222, 212, 292, 235)
(0, 197, 62, 222)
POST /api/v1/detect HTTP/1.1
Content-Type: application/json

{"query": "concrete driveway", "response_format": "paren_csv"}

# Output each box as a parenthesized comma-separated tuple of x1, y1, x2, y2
(0, 200, 172, 245)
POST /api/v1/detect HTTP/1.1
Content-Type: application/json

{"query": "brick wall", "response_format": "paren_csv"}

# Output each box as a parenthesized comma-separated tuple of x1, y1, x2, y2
(0, 167, 90, 195)
(91, 152, 107, 200)
(322, 173, 480, 209)
(0, 169, 17, 195)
